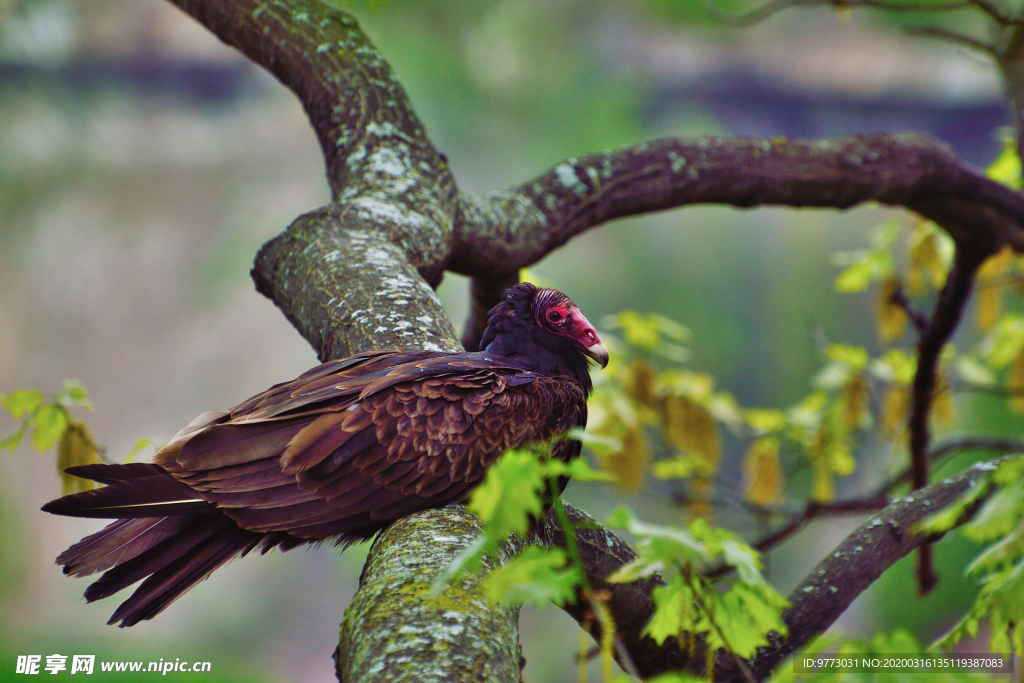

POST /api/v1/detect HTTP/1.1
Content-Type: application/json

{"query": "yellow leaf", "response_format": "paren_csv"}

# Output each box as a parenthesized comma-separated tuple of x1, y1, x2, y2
(743, 437, 783, 507)
(975, 286, 1001, 333)
(977, 246, 1013, 279)
(812, 463, 835, 502)
(876, 275, 906, 343)
(1010, 349, 1024, 414)
(908, 223, 950, 294)
(595, 421, 648, 493)
(57, 421, 100, 495)
(827, 438, 856, 476)
(624, 360, 657, 409)
(688, 475, 714, 518)
(809, 427, 856, 480)
(662, 394, 720, 474)
(933, 372, 954, 425)
(883, 386, 911, 439)
(653, 455, 697, 480)
(841, 374, 868, 431)
(745, 408, 787, 433)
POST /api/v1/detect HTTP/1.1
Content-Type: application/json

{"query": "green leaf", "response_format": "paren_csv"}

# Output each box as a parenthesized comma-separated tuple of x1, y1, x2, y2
(563, 427, 622, 456)
(482, 546, 583, 607)
(914, 477, 993, 536)
(607, 507, 712, 567)
(704, 583, 788, 658)
(643, 573, 695, 644)
(954, 356, 996, 387)
(870, 348, 917, 385)
(606, 556, 666, 584)
(653, 314, 692, 343)
(432, 535, 490, 594)
(963, 480, 1024, 543)
(967, 526, 1024, 575)
(653, 455, 698, 480)
(59, 380, 92, 409)
(986, 316, 1024, 368)
(468, 448, 546, 541)
(614, 311, 661, 351)
(560, 457, 614, 482)
(835, 260, 873, 292)
(31, 403, 68, 452)
(721, 539, 764, 586)
(642, 674, 705, 683)
(1, 420, 29, 450)
(825, 344, 869, 370)
(124, 438, 158, 463)
(1, 389, 42, 418)
(986, 133, 1022, 190)
(745, 408, 787, 434)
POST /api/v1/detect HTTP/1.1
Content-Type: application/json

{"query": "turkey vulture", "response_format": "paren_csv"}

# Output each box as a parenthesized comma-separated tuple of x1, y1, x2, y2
(43, 283, 608, 627)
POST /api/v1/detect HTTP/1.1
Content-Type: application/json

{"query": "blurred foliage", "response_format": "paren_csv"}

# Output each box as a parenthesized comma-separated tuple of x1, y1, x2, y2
(1, 381, 100, 495)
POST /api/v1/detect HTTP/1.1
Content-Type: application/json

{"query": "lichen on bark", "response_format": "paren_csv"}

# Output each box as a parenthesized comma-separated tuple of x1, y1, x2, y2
(335, 506, 524, 683)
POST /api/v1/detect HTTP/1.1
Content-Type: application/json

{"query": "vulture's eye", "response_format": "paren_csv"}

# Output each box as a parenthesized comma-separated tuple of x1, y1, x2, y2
(548, 310, 562, 323)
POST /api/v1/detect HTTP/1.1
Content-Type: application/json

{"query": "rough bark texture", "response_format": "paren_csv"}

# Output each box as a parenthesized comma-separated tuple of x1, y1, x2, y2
(336, 506, 523, 682)
(161, 0, 1024, 681)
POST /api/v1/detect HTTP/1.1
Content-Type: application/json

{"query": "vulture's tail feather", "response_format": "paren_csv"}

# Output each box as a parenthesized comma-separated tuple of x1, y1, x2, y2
(45, 463, 274, 627)
(42, 464, 210, 518)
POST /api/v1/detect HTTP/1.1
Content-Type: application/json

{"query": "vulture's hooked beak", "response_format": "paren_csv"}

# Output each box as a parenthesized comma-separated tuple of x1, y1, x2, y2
(585, 342, 609, 368)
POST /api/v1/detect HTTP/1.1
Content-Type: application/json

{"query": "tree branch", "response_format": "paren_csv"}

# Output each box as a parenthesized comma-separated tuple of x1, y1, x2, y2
(890, 283, 929, 334)
(336, 507, 524, 681)
(907, 247, 985, 593)
(451, 135, 1024, 283)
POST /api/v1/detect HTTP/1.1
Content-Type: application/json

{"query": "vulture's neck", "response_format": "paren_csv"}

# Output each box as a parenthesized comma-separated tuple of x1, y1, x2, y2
(481, 319, 594, 396)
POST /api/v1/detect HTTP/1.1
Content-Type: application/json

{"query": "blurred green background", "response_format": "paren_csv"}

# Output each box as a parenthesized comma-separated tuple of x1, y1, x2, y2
(0, 0, 1016, 681)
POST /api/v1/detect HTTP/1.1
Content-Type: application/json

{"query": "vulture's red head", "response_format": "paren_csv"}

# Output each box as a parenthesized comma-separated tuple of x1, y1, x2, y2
(479, 283, 607, 392)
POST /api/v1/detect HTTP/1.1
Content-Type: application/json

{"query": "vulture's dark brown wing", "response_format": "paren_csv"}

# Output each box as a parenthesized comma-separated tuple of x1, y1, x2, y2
(158, 352, 586, 540)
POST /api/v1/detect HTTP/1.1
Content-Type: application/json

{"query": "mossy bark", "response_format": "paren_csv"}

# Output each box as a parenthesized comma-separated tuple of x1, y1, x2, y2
(336, 507, 523, 682)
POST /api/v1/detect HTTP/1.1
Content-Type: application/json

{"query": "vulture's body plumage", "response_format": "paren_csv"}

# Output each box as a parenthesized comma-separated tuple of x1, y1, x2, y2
(44, 284, 607, 626)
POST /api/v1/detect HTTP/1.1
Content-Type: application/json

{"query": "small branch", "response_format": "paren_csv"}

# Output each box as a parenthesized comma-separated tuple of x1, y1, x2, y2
(705, 497, 889, 580)
(907, 247, 985, 593)
(461, 272, 521, 351)
(890, 283, 929, 334)
(704, 0, 976, 27)
(880, 436, 1024, 493)
(904, 26, 1001, 58)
